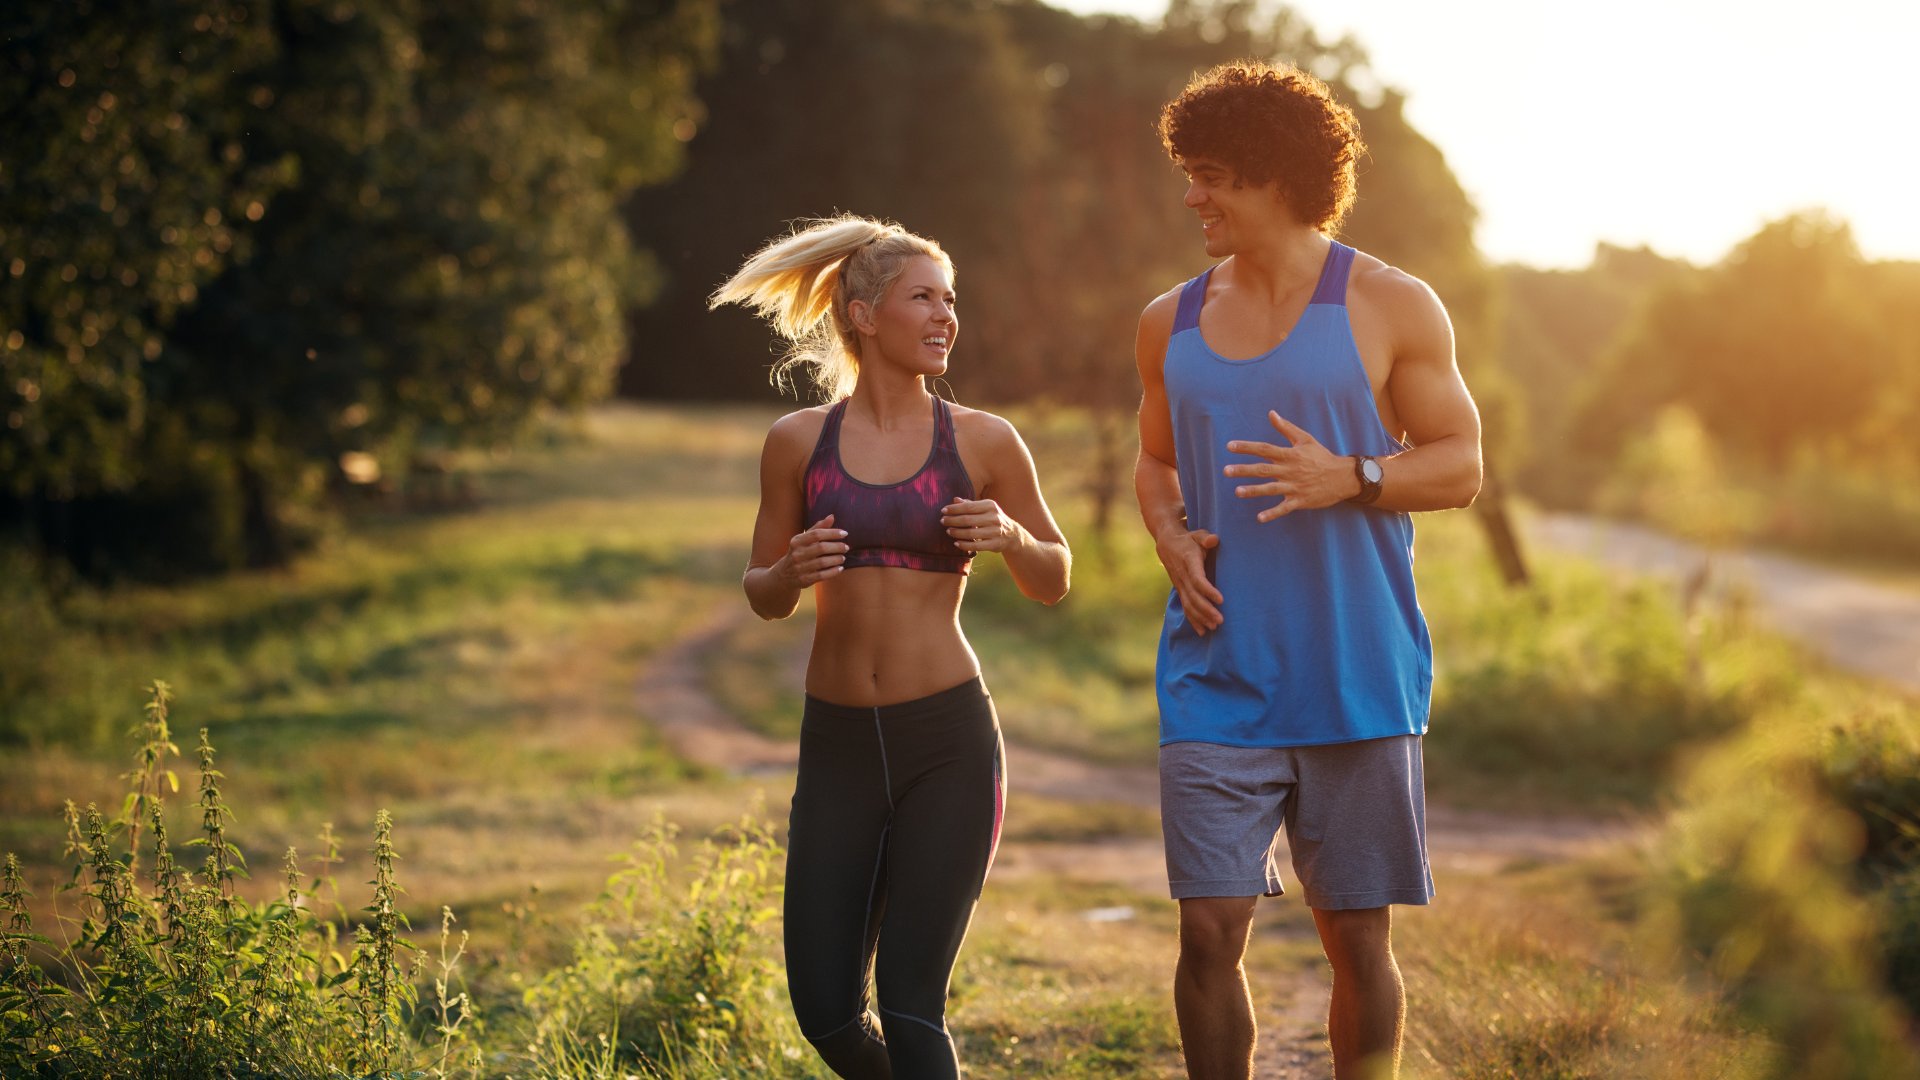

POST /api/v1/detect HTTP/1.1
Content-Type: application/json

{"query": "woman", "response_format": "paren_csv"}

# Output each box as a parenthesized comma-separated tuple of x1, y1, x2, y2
(711, 215, 1070, 1078)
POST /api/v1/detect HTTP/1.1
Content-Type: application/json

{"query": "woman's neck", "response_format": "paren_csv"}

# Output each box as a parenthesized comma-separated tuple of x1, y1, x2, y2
(844, 373, 930, 430)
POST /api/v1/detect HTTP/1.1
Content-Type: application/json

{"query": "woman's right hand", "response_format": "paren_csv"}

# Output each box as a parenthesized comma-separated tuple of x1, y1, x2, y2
(776, 515, 849, 588)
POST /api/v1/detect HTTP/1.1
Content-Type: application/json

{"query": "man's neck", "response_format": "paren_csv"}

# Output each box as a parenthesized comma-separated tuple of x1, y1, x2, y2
(1221, 228, 1331, 303)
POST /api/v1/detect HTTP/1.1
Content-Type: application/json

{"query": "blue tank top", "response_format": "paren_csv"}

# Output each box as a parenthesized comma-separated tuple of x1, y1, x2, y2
(1156, 241, 1432, 747)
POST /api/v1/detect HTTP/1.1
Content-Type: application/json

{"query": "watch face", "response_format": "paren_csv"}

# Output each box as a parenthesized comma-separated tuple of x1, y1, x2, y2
(1362, 458, 1384, 484)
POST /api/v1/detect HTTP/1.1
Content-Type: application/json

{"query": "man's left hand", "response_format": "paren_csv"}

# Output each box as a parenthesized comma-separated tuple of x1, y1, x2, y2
(1223, 412, 1360, 522)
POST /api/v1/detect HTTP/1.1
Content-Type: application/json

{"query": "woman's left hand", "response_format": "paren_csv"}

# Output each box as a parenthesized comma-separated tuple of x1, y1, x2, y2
(942, 497, 1024, 553)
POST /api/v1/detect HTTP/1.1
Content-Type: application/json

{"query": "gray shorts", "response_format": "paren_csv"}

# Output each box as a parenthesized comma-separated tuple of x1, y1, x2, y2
(1159, 736, 1434, 909)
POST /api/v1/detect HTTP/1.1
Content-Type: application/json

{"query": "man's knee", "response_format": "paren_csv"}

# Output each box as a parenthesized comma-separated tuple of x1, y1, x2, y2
(1178, 896, 1257, 969)
(1312, 905, 1394, 974)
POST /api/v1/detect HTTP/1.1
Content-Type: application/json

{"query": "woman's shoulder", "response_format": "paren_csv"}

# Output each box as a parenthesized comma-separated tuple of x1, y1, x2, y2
(762, 404, 835, 458)
(948, 402, 1021, 441)
(948, 403, 1032, 465)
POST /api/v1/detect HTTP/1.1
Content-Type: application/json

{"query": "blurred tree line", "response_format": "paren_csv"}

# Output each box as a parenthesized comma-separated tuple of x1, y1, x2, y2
(4, 0, 1507, 581)
(626, 0, 1514, 548)
(1, 0, 720, 579)
(1501, 212, 1920, 565)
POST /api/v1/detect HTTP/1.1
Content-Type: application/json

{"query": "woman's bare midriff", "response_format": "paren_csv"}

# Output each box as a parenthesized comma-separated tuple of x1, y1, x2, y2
(806, 565, 978, 707)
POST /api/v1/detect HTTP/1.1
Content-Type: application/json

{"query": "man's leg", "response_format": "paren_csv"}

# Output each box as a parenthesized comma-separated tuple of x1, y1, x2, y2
(1174, 895, 1259, 1080)
(1311, 905, 1403, 1080)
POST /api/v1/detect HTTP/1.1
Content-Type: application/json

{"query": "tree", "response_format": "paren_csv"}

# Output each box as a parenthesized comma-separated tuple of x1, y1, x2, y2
(1498, 243, 1697, 505)
(626, 0, 1508, 561)
(0, 1, 291, 529)
(1577, 212, 1883, 471)
(624, 0, 1044, 403)
(2, 0, 720, 577)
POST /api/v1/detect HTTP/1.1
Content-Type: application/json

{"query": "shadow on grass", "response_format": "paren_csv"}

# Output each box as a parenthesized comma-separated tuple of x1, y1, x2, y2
(532, 545, 690, 600)
(216, 702, 415, 745)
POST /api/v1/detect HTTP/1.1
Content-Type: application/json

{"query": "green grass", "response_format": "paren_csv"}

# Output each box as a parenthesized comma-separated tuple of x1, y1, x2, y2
(967, 406, 1821, 814)
(1, 406, 769, 911)
(6, 402, 1918, 1076)
(1401, 851, 1778, 1079)
(953, 876, 1185, 1078)
(701, 608, 810, 741)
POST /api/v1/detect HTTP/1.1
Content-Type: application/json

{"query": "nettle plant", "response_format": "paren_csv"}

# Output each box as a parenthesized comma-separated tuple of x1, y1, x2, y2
(0, 682, 479, 1079)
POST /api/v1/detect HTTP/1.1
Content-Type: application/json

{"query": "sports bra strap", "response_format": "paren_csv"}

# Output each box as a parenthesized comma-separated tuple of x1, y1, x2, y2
(817, 399, 848, 449)
(932, 395, 957, 451)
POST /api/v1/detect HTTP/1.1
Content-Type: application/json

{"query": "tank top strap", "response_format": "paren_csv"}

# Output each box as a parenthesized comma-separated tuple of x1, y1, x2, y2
(1308, 241, 1356, 307)
(1172, 267, 1215, 335)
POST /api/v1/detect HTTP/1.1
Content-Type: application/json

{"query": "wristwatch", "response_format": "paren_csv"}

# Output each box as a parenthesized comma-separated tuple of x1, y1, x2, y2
(1348, 455, 1384, 505)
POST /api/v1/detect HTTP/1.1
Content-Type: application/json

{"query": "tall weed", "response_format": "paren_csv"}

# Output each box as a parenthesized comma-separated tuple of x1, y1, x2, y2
(513, 811, 809, 1079)
(0, 683, 461, 1078)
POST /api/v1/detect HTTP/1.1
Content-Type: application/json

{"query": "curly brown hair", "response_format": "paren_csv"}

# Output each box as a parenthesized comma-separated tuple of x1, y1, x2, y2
(1159, 60, 1366, 233)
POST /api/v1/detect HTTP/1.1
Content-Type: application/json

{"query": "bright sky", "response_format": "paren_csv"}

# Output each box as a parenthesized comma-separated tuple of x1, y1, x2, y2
(1052, 0, 1920, 268)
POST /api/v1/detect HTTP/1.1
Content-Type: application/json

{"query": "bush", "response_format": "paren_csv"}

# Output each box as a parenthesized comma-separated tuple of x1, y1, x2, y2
(512, 812, 810, 1079)
(0, 680, 813, 1079)
(1416, 517, 1801, 810)
(0, 683, 471, 1079)
(1814, 702, 1920, 1019)
(1653, 696, 1920, 1078)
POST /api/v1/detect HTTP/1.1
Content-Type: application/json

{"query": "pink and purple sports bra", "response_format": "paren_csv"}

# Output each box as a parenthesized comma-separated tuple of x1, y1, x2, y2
(802, 396, 976, 575)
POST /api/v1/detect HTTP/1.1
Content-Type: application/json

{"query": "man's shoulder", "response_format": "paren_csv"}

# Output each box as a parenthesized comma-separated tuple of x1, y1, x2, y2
(1141, 280, 1186, 325)
(1342, 249, 1451, 347)
(1136, 280, 1191, 358)
(1345, 250, 1445, 314)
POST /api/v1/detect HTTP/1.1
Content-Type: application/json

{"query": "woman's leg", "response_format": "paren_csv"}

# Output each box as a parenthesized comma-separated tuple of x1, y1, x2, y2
(786, 699, 896, 1079)
(870, 687, 1005, 1078)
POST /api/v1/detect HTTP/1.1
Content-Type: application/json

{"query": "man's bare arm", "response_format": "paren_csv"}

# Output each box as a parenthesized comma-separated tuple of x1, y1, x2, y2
(1220, 267, 1481, 517)
(1135, 289, 1224, 633)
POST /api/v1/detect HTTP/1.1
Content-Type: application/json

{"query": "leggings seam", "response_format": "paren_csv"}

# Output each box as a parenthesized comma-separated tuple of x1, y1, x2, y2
(801, 1014, 861, 1044)
(872, 706, 894, 810)
(848, 821, 890, 1022)
(879, 1004, 953, 1041)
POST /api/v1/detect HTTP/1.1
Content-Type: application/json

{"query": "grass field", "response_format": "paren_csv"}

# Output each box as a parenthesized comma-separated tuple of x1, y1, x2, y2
(3, 403, 1915, 1077)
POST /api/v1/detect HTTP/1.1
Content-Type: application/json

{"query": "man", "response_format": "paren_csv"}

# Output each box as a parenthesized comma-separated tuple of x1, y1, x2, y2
(1134, 61, 1482, 1080)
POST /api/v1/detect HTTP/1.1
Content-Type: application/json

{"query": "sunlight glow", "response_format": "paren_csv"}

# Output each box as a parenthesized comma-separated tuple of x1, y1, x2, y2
(1052, 0, 1920, 267)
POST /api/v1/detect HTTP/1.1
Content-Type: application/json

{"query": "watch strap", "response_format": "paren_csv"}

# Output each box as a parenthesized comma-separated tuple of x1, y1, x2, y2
(1348, 454, 1383, 505)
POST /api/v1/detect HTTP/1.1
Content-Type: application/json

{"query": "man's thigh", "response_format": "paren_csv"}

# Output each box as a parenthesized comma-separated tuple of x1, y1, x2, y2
(1286, 735, 1434, 910)
(1159, 741, 1296, 900)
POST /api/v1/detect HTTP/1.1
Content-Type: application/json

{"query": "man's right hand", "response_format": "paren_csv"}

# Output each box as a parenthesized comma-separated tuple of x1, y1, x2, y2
(776, 515, 848, 588)
(1155, 527, 1223, 634)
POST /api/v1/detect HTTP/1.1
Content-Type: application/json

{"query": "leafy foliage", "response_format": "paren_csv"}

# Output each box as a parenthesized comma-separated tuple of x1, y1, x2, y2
(0, 685, 442, 1077)
(516, 814, 804, 1078)
(1655, 693, 1920, 1079)
(1501, 213, 1920, 569)
(0, 681, 802, 1079)
(627, 0, 1494, 413)
(0, 0, 292, 501)
(2, 0, 721, 578)
(1581, 213, 1888, 469)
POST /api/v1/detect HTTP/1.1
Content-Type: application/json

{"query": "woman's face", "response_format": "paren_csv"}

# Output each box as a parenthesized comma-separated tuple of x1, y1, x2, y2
(859, 255, 957, 378)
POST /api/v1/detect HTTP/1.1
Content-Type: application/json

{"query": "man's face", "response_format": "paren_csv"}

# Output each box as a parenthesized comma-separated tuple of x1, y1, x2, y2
(1178, 156, 1295, 256)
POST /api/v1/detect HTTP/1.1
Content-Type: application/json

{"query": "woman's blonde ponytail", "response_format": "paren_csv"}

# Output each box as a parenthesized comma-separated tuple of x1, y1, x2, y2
(710, 214, 950, 401)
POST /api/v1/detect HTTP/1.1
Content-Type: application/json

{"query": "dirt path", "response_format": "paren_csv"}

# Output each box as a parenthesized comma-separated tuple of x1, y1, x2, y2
(638, 606, 1638, 1078)
(1529, 512, 1920, 694)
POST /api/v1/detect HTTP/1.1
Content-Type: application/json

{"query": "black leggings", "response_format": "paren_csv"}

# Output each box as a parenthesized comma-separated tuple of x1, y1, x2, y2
(784, 677, 1005, 1080)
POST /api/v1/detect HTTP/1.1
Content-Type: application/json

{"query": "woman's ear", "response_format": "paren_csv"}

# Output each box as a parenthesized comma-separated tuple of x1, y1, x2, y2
(846, 297, 876, 336)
